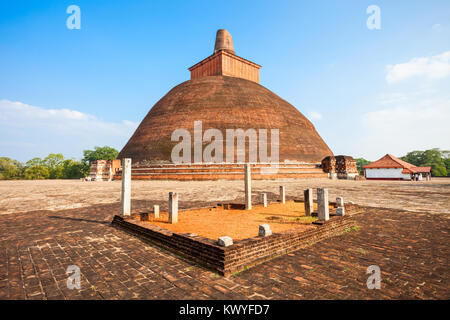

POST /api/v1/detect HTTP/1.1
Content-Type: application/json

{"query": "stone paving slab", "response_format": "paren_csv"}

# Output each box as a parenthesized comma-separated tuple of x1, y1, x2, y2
(1, 178, 449, 215)
(0, 199, 448, 300)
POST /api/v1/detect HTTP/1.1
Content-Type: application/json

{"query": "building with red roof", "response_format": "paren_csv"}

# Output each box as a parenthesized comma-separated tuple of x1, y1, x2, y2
(363, 154, 432, 181)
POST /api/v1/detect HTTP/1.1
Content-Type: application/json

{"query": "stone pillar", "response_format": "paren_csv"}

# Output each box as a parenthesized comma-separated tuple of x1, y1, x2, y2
(279, 186, 285, 204)
(153, 205, 160, 219)
(336, 197, 344, 207)
(304, 188, 313, 216)
(261, 193, 268, 207)
(317, 188, 329, 221)
(218, 236, 233, 247)
(168, 192, 178, 224)
(121, 158, 131, 216)
(140, 212, 149, 221)
(258, 224, 272, 237)
(244, 164, 252, 210)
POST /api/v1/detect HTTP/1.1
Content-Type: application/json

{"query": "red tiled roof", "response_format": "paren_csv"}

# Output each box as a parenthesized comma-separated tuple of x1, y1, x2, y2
(402, 167, 432, 174)
(411, 166, 432, 173)
(364, 154, 431, 173)
(363, 154, 415, 169)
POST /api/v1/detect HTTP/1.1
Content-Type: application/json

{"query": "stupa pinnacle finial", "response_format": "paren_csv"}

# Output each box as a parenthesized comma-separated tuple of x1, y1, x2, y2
(214, 29, 235, 54)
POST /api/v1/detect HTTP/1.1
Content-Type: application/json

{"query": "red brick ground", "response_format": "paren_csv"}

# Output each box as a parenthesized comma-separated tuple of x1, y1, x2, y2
(0, 199, 448, 300)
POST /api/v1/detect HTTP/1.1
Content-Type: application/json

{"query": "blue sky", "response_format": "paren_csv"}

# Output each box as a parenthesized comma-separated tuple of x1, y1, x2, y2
(1, 0, 449, 162)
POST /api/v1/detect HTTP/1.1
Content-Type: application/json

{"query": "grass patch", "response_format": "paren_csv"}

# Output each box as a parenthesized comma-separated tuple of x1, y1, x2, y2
(265, 215, 317, 224)
(231, 265, 250, 277)
(344, 225, 360, 233)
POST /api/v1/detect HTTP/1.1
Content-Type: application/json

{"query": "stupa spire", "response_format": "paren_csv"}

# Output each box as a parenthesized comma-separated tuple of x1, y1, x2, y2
(189, 29, 261, 83)
(214, 29, 235, 54)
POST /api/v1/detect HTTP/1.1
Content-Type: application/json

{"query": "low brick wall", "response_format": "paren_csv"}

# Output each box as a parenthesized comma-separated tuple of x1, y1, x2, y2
(112, 214, 356, 276)
(112, 163, 328, 181)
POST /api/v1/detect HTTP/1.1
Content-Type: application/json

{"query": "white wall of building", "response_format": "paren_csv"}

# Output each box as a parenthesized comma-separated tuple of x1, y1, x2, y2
(365, 168, 410, 180)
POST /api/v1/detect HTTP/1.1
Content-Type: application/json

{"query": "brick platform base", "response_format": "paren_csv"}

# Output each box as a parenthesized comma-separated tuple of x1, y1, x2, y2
(112, 211, 356, 276)
(113, 163, 329, 181)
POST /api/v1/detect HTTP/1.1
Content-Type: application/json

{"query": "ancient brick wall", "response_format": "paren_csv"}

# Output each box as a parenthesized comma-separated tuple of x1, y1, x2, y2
(89, 159, 121, 181)
(112, 214, 356, 276)
(321, 156, 336, 173)
(113, 163, 328, 181)
(335, 156, 358, 174)
(322, 155, 358, 179)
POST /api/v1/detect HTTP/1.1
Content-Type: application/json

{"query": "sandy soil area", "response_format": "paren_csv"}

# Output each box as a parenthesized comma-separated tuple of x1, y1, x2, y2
(132, 201, 321, 240)
(0, 177, 449, 215)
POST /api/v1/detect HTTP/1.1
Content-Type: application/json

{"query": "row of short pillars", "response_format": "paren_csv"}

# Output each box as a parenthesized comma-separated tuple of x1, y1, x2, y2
(260, 188, 344, 221)
(219, 189, 345, 247)
(244, 164, 344, 221)
(121, 158, 179, 224)
(219, 223, 272, 247)
(305, 188, 345, 221)
(126, 192, 179, 225)
(259, 186, 284, 208)
(245, 164, 285, 209)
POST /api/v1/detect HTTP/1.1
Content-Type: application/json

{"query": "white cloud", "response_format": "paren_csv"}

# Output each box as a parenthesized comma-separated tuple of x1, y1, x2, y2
(308, 111, 322, 121)
(0, 99, 138, 161)
(356, 99, 450, 160)
(386, 51, 450, 84)
(432, 24, 442, 31)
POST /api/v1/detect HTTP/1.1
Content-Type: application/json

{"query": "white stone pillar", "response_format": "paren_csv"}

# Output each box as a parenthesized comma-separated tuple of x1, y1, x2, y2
(244, 164, 252, 210)
(121, 158, 131, 216)
(153, 205, 160, 219)
(168, 192, 178, 224)
(317, 188, 329, 221)
(261, 193, 268, 207)
(258, 224, 272, 237)
(218, 236, 233, 247)
(304, 188, 313, 216)
(336, 207, 345, 216)
(279, 186, 285, 204)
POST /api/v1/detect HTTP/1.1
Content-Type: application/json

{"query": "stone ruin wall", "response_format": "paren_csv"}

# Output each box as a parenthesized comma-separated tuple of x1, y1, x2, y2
(321, 155, 359, 180)
(88, 159, 121, 181)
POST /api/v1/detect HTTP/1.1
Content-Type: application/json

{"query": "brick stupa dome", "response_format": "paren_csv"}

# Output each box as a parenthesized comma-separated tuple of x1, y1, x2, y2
(117, 29, 333, 179)
(119, 75, 332, 163)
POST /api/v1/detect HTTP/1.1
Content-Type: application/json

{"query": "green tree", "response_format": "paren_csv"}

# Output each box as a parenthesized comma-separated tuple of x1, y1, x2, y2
(26, 157, 44, 167)
(43, 153, 65, 179)
(82, 146, 119, 164)
(401, 148, 449, 177)
(24, 157, 50, 180)
(444, 157, 450, 177)
(355, 158, 371, 173)
(0, 157, 24, 179)
(62, 159, 89, 178)
(432, 164, 447, 177)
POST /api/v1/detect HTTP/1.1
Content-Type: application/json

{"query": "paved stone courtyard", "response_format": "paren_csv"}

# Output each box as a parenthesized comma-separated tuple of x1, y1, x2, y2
(0, 178, 449, 299)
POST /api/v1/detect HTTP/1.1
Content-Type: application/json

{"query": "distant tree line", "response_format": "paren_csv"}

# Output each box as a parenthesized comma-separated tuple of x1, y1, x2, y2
(355, 148, 449, 177)
(400, 148, 449, 177)
(2, 146, 449, 179)
(0, 146, 118, 180)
